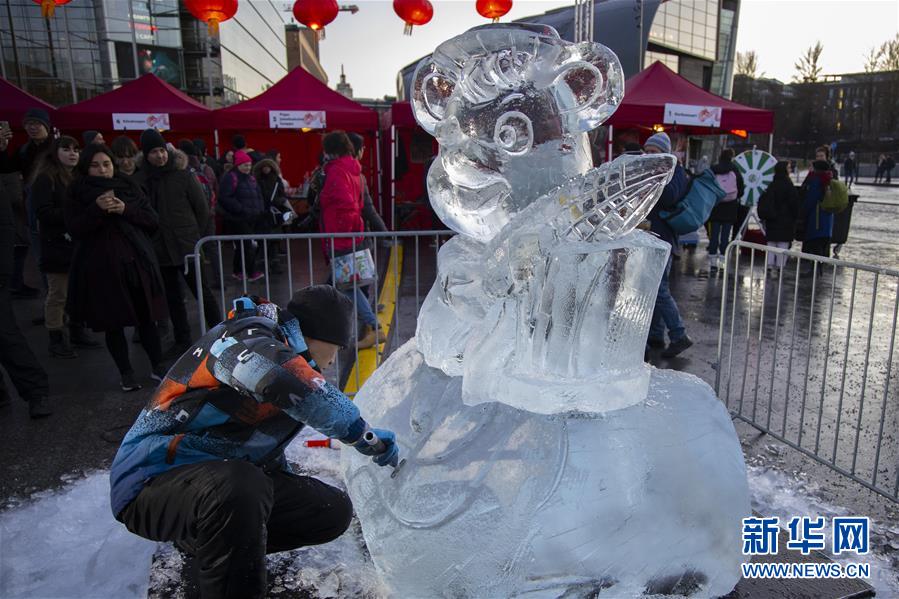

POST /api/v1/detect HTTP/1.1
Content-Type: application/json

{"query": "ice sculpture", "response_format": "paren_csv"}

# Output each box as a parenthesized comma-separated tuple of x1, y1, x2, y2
(343, 24, 749, 598)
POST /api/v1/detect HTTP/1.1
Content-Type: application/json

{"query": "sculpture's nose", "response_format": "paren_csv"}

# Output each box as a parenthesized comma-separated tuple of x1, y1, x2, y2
(434, 115, 465, 146)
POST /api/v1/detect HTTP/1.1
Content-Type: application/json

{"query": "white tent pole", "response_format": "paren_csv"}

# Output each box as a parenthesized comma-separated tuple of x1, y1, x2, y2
(375, 128, 383, 217)
(390, 124, 396, 230)
(607, 124, 613, 163)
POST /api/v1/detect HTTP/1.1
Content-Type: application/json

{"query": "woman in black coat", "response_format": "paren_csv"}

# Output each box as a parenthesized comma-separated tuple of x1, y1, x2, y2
(31, 134, 103, 359)
(65, 144, 168, 392)
(253, 157, 292, 274)
(757, 161, 798, 275)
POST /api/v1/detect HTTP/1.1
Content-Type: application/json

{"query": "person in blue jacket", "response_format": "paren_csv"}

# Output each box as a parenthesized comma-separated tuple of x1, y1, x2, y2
(110, 285, 399, 599)
(799, 145, 838, 261)
(643, 132, 693, 358)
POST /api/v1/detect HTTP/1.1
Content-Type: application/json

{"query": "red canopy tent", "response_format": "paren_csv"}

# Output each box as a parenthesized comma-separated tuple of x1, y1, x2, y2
(215, 67, 377, 132)
(55, 74, 215, 148)
(214, 67, 380, 192)
(606, 62, 774, 135)
(0, 77, 57, 130)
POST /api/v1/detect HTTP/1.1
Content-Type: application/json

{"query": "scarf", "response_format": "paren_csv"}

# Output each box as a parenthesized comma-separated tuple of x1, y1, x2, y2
(71, 174, 164, 293)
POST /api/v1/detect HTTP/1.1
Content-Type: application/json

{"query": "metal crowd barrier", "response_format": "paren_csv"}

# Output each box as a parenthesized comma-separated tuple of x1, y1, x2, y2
(184, 232, 899, 503)
(185, 230, 454, 393)
(717, 240, 899, 503)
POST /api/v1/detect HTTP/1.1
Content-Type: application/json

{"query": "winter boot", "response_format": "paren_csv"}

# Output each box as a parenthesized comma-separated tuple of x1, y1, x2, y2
(29, 396, 52, 419)
(48, 329, 77, 359)
(69, 323, 101, 348)
(357, 325, 387, 349)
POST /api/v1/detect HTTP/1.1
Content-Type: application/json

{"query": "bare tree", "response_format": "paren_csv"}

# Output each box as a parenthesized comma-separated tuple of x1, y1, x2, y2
(879, 34, 899, 70)
(864, 46, 884, 72)
(736, 50, 763, 78)
(794, 41, 823, 82)
(863, 34, 899, 72)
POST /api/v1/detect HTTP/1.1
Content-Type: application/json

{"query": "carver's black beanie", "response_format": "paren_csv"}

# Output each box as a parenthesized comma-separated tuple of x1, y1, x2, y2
(286, 285, 354, 348)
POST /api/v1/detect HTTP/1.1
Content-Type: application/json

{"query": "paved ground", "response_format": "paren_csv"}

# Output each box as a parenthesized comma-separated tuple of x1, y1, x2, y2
(1, 188, 897, 537)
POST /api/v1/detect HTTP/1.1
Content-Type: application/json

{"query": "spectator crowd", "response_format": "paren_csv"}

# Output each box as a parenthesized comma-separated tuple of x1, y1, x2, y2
(0, 108, 384, 418)
(0, 107, 861, 419)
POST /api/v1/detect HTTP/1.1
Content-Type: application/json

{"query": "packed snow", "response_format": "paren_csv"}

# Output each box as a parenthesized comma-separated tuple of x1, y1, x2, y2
(1, 440, 896, 598)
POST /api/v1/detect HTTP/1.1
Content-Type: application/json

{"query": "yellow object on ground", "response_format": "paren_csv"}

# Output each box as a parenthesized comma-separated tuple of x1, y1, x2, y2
(343, 244, 404, 397)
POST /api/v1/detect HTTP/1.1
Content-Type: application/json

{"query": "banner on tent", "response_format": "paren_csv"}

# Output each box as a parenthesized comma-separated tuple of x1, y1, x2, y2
(663, 103, 721, 128)
(112, 113, 170, 131)
(268, 110, 326, 129)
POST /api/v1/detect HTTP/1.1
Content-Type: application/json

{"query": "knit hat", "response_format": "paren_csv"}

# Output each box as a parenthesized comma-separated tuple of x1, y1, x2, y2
(178, 139, 197, 156)
(643, 132, 671, 154)
(622, 141, 643, 155)
(286, 285, 354, 348)
(82, 130, 101, 146)
(22, 108, 51, 133)
(140, 128, 167, 155)
(232, 133, 247, 150)
(233, 150, 252, 167)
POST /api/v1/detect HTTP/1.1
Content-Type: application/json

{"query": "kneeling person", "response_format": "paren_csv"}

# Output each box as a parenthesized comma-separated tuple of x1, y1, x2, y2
(109, 285, 398, 599)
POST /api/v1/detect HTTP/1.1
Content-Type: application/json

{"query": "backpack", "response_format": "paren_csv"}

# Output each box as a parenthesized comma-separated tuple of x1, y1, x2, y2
(660, 170, 727, 235)
(756, 189, 776, 221)
(715, 170, 739, 202)
(190, 167, 216, 210)
(820, 179, 849, 213)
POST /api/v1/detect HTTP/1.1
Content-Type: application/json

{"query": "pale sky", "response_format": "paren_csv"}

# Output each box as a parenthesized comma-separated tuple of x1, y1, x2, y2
(735, 0, 899, 82)
(300, 0, 899, 98)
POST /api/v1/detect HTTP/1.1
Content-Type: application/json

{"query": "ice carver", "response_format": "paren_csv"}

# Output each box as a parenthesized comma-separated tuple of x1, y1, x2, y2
(109, 285, 399, 599)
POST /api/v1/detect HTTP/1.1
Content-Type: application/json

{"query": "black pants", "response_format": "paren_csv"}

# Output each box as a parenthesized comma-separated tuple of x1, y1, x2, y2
(11, 245, 28, 290)
(118, 460, 353, 599)
(0, 282, 48, 400)
(802, 237, 831, 259)
(161, 264, 222, 338)
(103, 275, 163, 374)
(224, 219, 261, 277)
(105, 322, 162, 375)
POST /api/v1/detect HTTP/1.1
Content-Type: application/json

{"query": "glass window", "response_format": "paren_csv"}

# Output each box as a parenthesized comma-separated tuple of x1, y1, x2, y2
(648, 0, 717, 61)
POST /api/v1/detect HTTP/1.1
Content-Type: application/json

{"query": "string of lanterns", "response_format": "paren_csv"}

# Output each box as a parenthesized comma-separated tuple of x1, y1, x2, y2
(292, 0, 338, 38)
(182, 0, 512, 38)
(476, 0, 512, 22)
(392, 0, 433, 35)
(32, 0, 71, 19)
(184, 0, 239, 36)
(29, 0, 513, 36)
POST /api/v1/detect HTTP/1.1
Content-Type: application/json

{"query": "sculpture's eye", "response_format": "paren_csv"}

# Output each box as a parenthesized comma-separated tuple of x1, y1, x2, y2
(423, 73, 456, 122)
(493, 111, 533, 155)
(554, 62, 603, 114)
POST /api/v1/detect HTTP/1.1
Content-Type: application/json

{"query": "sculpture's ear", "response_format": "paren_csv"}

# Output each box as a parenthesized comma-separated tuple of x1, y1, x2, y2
(552, 42, 624, 133)
(411, 57, 458, 135)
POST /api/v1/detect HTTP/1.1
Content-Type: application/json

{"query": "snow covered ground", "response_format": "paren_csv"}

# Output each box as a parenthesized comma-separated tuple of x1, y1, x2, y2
(2, 428, 897, 599)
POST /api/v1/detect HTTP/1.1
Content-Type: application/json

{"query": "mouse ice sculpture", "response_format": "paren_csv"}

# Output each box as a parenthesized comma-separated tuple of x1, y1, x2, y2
(343, 24, 749, 598)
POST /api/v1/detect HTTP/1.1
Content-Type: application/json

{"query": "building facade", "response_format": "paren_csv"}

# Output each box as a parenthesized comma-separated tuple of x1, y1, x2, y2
(733, 70, 899, 161)
(0, 0, 325, 108)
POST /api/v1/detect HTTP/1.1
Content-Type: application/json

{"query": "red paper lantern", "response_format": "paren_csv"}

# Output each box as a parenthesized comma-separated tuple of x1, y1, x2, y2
(292, 0, 339, 38)
(393, 0, 433, 35)
(185, 0, 238, 36)
(476, 0, 512, 22)
(32, 0, 71, 19)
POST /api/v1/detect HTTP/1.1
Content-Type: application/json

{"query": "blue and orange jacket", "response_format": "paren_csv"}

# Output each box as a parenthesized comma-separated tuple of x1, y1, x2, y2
(109, 311, 367, 517)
